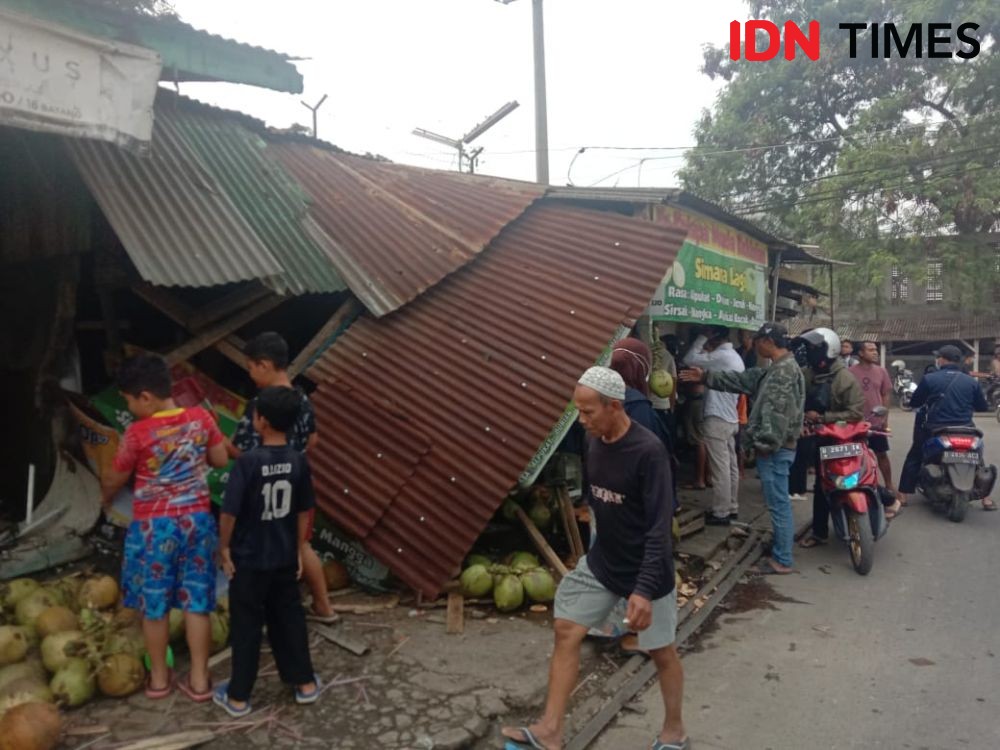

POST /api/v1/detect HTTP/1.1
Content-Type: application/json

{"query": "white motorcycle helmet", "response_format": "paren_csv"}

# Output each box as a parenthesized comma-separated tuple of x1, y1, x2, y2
(795, 327, 841, 370)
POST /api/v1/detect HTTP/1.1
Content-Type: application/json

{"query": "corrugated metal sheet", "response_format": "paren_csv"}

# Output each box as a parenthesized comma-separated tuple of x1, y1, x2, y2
(269, 142, 544, 316)
(161, 97, 346, 295)
(67, 116, 285, 289)
(787, 316, 1000, 342)
(306, 201, 688, 596)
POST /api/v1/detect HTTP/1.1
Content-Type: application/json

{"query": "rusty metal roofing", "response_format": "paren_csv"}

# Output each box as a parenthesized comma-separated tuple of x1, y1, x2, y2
(268, 142, 544, 316)
(67, 116, 285, 290)
(787, 315, 1000, 343)
(161, 97, 346, 295)
(306, 201, 688, 596)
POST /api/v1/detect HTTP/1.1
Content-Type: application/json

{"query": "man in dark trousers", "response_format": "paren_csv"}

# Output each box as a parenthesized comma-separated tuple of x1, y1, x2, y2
(899, 345, 994, 510)
(502, 367, 686, 750)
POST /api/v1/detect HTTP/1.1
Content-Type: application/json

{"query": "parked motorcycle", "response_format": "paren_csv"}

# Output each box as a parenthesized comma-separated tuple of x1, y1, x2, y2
(984, 375, 1000, 424)
(918, 426, 997, 522)
(891, 360, 917, 411)
(814, 410, 892, 575)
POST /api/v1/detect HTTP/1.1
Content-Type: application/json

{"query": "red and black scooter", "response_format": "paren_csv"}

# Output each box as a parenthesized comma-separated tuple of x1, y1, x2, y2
(813, 409, 892, 575)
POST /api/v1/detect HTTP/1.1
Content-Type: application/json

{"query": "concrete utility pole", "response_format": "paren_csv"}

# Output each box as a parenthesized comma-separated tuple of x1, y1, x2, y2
(495, 0, 549, 184)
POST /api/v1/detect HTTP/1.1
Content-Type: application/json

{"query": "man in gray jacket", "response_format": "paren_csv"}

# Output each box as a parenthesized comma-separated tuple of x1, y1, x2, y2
(681, 323, 805, 574)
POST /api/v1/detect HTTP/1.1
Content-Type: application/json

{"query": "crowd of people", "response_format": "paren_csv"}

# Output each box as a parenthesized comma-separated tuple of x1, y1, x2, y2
(505, 322, 995, 750)
(103, 322, 994, 750)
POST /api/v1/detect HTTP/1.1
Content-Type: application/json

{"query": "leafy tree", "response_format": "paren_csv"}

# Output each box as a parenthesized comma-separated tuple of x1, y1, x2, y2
(680, 0, 999, 315)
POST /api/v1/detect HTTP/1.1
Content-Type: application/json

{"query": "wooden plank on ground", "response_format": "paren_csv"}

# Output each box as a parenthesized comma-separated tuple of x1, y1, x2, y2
(288, 297, 364, 378)
(165, 296, 284, 366)
(446, 592, 464, 634)
(514, 506, 569, 578)
(311, 622, 370, 656)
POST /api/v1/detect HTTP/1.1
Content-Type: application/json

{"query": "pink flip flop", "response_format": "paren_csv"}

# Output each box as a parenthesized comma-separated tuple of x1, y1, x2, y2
(144, 669, 174, 700)
(176, 672, 214, 703)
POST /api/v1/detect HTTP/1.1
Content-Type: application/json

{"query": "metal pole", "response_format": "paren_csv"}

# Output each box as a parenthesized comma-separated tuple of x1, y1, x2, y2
(770, 250, 783, 321)
(531, 0, 549, 184)
(829, 264, 835, 329)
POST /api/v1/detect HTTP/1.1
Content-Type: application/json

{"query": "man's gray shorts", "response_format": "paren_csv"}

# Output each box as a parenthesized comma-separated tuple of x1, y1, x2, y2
(554, 556, 678, 651)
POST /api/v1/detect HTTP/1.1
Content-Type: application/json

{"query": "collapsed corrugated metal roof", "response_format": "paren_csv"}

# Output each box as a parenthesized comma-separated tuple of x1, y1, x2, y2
(306, 201, 688, 596)
(67, 96, 347, 293)
(67, 117, 285, 289)
(787, 315, 1000, 342)
(269, 142, 544, 316)
(161, 96, 345, 295)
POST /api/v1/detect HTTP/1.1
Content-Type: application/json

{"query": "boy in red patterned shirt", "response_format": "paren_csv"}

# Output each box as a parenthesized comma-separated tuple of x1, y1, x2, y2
(101, 354, 229, 702)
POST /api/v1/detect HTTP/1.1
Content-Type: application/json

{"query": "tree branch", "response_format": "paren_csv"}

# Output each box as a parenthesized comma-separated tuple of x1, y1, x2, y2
(917, 95, 967, 137)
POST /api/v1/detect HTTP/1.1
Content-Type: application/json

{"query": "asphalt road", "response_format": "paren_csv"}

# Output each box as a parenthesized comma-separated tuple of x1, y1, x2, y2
(595, 408, 1000, 750)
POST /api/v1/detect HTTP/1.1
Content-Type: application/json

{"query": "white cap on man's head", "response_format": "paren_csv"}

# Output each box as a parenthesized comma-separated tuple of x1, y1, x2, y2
(577, 366, 626, 401)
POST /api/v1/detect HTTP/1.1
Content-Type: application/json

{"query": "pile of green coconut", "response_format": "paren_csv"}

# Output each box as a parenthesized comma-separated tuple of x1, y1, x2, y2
(0, 573, 231, 747)
(460, 552, 557, 612)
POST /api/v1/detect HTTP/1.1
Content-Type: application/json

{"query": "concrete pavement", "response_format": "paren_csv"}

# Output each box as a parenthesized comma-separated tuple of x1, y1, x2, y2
(595, 408, 1000, 750)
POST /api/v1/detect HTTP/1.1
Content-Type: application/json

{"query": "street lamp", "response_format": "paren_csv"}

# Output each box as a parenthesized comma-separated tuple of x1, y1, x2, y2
(494, 0, 549, 184)
(413, 100, 520, 174)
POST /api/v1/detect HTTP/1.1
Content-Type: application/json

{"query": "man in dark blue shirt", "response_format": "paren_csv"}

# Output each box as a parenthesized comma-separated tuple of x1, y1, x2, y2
(502, 367, 687, 750)
(899, 345, 992, 509)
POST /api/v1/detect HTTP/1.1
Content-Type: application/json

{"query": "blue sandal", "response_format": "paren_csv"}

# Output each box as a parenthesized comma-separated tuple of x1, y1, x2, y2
(652, 738, 690, 750)
(213, 682, 252, 718)
(295, 674, 322, 705)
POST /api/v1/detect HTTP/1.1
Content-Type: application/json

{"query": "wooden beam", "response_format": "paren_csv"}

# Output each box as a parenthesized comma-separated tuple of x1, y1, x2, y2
(186, 285, 272, 331)
(446, 592, 464, 635)
(132, 282, 192, 328)
(165, 296, 284, 366)
(556, 486, 585, 563)
(288, 297, 364, 378)
(514, 506, 569, 579)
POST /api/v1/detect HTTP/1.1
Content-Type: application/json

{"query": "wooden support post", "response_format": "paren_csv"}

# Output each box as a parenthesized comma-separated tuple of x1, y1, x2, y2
(165, 296, 284, 366)
(186, 285, 271, 331)
(880, 342, 887, 369)
(446, 592, 464, 634)
(288, 297, 364, 378)
(556, 486, 584, 563)
(514, 506, 569, 578)
(974, 339, 980, 372)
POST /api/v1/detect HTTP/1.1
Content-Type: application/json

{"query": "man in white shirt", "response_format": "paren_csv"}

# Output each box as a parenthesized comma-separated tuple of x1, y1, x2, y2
(684, 326, 746, 524)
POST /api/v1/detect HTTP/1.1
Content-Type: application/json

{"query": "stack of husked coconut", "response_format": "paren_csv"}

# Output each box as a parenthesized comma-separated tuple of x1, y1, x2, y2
(460, 552, 557, 612)
(0, 574, 231, 750)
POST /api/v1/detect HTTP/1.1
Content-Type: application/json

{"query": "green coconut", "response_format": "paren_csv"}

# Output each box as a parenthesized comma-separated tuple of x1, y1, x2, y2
(77, 576, 119, 611)
(501, 499, 521, 522)
(50, 658, 95, 708)
(0, 659, 47, 694)
(0, 677, 54, 707)
(209, 612, 229, 653)
(49, 577, 84, 613)
(168, 609, 186, 643)
(528, 503, 553, 531)
(520, 569, 556, 603)
(0, 580, 40, 610)
(103, 627, 144, 660)
(459, 565, 493, 598)
(40, 631, 85, 674)
(35, 608, 78, 641)
(650, 369, 675, 399)
(509, 552, 540, 570)
(493, 574, 525, 612)
(14, 591, 59, 630)
(97, 653, 144, 698)
(0, 627, 29, 667)
(466, 553, 492, 569)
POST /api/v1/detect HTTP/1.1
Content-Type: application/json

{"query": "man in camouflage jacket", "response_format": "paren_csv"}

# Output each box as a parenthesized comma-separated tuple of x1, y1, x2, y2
(681, 323, 805, 574)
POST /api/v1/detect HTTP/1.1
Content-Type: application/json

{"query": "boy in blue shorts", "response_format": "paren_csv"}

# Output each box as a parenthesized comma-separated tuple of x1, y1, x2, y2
(214, 386, 320, 717)
(102, 354, 229, 701)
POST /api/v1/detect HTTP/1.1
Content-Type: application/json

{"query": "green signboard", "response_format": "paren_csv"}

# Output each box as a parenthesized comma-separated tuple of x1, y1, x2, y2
(648, 242, 767, 329)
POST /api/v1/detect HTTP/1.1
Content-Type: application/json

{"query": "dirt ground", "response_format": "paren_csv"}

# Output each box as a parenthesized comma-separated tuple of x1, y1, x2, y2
(61, 600, 599, 750)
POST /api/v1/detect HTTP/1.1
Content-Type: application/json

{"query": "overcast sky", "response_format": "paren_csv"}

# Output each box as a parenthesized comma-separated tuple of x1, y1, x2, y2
(170, 0, 747, 186)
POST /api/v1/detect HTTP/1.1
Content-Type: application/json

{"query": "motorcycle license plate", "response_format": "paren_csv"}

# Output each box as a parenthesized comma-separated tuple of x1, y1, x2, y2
(942, 451, 979, 465)
(820, 443, 863, 460)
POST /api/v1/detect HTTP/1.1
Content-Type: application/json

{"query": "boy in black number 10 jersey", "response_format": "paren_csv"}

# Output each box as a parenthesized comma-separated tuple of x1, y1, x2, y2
(214, 387, 320, 717)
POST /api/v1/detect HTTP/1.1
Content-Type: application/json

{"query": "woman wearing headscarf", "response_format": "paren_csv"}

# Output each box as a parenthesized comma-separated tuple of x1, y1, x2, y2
(610, 337, 672, 452)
